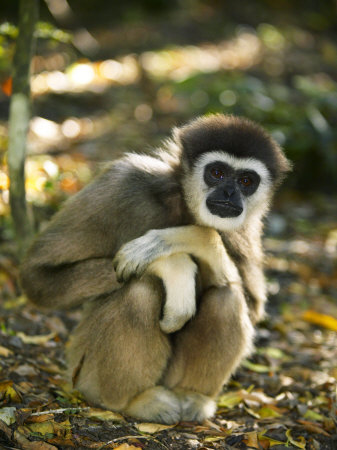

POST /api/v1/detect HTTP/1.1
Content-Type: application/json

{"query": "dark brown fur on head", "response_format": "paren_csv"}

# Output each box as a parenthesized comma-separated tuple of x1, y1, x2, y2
(175, 114, 292, 184)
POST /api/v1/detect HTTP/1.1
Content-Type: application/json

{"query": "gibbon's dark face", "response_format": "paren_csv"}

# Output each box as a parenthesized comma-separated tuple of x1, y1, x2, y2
(182, 150, 273, 231)
(178, 114, 291, 231)
(204, 161, 261, 218)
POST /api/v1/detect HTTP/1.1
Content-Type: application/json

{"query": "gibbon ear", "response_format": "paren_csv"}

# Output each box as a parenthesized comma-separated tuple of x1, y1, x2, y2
(273, 146, 293, 185)
(172, 117, 208, 165)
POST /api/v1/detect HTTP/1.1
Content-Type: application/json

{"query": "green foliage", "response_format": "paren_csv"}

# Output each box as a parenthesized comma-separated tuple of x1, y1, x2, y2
(169, 68, 337, 191)
(0, 22, 18, 39)
(35, 22, 72, 43)
(0, 24, 16, 73)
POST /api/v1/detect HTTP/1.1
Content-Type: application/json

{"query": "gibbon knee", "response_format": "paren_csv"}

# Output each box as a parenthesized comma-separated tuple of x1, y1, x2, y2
(67, 278, 171, 411)
(164, 285, 254, 398)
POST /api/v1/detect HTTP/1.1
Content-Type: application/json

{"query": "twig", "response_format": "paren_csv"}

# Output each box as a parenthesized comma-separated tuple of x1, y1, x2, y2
(30, 407, 90, 416)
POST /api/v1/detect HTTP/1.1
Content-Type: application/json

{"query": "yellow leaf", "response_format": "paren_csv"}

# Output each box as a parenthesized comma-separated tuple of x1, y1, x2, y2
(243, 431, 259, 448)
(258, 432, 286, 447)
(17, 332, 56, 345)
(135, 422, 175, 433)
(302, 310, 337, 331)
(257, 406, 282, 418)
(0, 380, 22, 403)
(114, 444, 140, 450)
(217, 391, 244, 408)
(285, 429, 306, 449)
(4, 296, 27, 310)
(244, 406, 261, 419)
(0, 346, 13, 357)
(26, 419, 72, 439)
(303, 409, 325, 422)
(27, 414, 55, 424)
(218, 388, 274, 409)
(27, 421, 55, 436)
(204, 436, 226, 442)
(242, 360, 271, 373)
(83, 407, 125, 422)
(258, 347, 288, 360)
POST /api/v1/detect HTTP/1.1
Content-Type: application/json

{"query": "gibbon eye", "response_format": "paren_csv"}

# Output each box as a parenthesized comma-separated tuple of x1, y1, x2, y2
(238, 176, 252, 187)
(210, 168, 225, 180)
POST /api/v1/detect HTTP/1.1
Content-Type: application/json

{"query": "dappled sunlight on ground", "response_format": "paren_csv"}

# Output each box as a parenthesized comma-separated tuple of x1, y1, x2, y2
(0, 2, 337, 446)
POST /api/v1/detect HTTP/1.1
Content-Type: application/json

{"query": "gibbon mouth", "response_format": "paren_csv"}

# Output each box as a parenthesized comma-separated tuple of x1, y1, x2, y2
(207, 199, 243, 217)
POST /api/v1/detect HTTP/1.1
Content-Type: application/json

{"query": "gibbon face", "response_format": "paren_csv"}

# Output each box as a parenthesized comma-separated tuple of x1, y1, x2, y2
(177, 114, 290, 232)
(183, 151, 272, 231)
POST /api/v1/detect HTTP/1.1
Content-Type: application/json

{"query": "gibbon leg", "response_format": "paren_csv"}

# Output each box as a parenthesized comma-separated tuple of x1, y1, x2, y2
(163, 285, 254, 422)
(67, 277, 180, 422)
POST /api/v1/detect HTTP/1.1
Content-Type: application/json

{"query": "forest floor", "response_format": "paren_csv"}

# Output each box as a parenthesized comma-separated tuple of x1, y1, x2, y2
(0, 194, 336, 450)
(1, 2, 337, 448)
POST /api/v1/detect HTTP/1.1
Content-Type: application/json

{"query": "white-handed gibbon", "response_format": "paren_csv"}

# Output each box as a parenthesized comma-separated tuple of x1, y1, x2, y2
(20, 114, 291, 423)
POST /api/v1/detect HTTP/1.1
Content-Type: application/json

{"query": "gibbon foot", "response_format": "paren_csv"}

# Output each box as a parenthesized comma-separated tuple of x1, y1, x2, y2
(175, 389, 217, 422)
(125, 386, 181, 424)
(124, 386, 216, 424)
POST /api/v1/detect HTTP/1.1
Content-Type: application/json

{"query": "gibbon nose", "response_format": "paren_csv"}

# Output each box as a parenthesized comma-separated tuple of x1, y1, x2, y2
(223, 182, 236, 199)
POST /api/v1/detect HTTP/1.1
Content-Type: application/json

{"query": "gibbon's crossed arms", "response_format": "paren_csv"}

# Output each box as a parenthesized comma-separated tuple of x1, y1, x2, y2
(20, 114, 291, 424)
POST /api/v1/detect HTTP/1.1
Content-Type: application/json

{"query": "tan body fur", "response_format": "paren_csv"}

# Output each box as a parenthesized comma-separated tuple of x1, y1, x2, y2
(68, 225, 253, 422)
(21, 115, 291, 423)
(69, 238, 253, 423)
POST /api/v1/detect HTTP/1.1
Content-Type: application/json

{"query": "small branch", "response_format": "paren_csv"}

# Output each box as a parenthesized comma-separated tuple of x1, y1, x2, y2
(30, 407, 90, 416)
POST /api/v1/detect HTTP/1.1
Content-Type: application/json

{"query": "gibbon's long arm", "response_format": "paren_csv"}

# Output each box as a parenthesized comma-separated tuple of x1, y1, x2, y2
(113, 225, 241, 289)
(20, 160, 184, 309)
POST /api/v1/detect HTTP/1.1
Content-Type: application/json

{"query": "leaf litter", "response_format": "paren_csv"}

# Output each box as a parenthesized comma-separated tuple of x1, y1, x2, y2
(0, 197, 336, 449)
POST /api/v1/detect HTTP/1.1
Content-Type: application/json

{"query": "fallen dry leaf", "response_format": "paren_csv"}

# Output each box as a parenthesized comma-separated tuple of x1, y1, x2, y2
(19, 418, 72, 440)
(27, 413, 55, 423)
(0, 406, 16, 425)
(297, 419, 331, 436)
(14, 430, 58, 450)
(243, 431, 259, 448)
(0, 380, 22, 403)
(242, 360, 272, 373)
(258, 431, 286, 448)
(135, 422, 176, 433)
(204, 435, 227, 442)
(218, 388, 274, 409)
(17, 332, 56, 345)
(303, 409, 325, 422)
(285, 429, 306, 448)
(302, 310, 337, 331)
(217, 390, 244, 408)
(83, 407, 125, 422)
(0, 345, 13, 357)
(114, 444, 140, 450)
(257, 405, 283, 418)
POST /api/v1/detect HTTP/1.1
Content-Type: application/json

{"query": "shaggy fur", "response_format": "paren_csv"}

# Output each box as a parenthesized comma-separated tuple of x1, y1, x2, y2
(20, 114, 291, 423)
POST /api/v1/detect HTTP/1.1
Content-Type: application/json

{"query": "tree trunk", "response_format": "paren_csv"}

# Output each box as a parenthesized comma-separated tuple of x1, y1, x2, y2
(8, 0, 39, 255)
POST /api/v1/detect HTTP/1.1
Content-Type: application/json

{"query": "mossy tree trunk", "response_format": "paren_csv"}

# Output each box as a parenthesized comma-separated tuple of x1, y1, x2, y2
(8, 0, 39, 255)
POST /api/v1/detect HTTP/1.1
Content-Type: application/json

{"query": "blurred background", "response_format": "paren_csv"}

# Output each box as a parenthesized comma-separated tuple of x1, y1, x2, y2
(0, 4, 336, 447)
(0, 0, 336, 287)
(1, 0, 337, 223)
